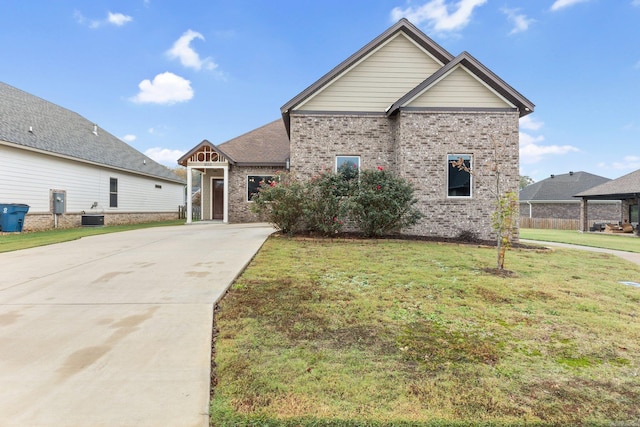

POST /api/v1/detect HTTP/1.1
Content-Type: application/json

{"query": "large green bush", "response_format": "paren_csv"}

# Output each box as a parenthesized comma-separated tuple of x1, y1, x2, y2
(303, 170, 348, 236)
(250, 172, 305, 235)
(252, 168, 421, 238)
(348, 167, 422, 237)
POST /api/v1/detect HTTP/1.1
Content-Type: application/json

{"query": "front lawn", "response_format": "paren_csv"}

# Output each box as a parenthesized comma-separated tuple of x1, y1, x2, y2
(211, 237, 640, 426)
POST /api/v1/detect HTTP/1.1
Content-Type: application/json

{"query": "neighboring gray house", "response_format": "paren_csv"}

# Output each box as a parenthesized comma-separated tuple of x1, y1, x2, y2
(0, 82, 185, 231)
(181, 19, 534, 240)
(519, 171, 619, 223)
(575, 169, 640, 233)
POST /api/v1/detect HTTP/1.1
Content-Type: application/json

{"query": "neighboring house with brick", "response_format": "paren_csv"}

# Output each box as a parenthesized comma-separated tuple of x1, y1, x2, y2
(519, 171, 619, 225)
(575, 169, 640, 233)
(0, 81, 185, 231)
(181, 19, 534, 240)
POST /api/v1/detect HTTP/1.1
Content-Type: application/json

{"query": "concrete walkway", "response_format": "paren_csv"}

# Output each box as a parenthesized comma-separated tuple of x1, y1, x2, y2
(0, 222, 274, 427)
(520, 239, 640, 266)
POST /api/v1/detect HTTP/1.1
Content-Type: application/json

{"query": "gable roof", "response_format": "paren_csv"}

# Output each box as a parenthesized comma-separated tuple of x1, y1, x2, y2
(386, 51, 534, 117)
(280, 18, 455, 135)
(520, 171, 611, 202)
(0, 81, 183, 184)
(178, 120, 290, 167)
(575, 169, 640, 200)
(281, 19, 534, 136)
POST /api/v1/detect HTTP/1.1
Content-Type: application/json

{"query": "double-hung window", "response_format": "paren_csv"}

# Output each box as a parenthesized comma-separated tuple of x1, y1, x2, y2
(447, 154, 472, 197)
(109, 178, 118, 207)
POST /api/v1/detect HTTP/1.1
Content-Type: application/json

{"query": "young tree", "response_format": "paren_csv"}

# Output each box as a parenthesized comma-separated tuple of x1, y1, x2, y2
(450, 137, 518, 271)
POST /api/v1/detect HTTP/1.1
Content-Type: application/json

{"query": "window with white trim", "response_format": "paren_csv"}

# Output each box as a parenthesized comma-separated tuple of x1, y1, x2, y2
(109, 177, 118, 207)
(448, 154, 472, 197)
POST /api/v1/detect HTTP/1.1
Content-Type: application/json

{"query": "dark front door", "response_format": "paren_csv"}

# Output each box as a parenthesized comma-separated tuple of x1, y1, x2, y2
(212, 179, 224, 220)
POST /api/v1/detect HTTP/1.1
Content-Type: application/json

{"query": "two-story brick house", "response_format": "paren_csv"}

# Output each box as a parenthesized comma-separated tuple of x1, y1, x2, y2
(180, 18, 534, 240)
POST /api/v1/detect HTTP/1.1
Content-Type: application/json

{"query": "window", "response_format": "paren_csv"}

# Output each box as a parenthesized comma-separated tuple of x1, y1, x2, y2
(247, 175, 275, 201)
(336, 155, 360, 182)
(448, 154, 472, 197)
(109, 178, 118, 207)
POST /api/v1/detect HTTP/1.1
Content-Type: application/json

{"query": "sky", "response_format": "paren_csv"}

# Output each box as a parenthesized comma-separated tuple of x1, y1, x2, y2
(1, 0, 639, 182)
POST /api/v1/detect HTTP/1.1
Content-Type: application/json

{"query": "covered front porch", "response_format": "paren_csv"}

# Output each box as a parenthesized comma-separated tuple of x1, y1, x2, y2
(178, 141, 229, 224)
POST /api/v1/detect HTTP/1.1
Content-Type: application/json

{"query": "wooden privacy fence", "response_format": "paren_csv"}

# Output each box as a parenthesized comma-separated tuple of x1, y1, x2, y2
(520, 217, 580, 230)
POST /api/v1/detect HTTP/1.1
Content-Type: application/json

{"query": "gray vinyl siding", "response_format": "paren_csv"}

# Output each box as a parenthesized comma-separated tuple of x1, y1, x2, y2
(297, 33, 444, 112)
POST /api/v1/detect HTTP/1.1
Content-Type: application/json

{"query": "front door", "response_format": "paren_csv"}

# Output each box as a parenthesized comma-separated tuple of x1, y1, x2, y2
(212, 179, 224, 220)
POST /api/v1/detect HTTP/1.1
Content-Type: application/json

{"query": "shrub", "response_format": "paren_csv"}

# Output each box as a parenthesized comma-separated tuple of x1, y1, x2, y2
(303, 170, 348, 236)
(347, 167, 422, 237)
(250, 172, 305, 235)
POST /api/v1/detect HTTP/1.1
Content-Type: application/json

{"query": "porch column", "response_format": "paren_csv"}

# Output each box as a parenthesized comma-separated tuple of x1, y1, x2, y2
(223, 165, 229, 223)
(579, 198, 588, 232)
(186, 165, 193, 224)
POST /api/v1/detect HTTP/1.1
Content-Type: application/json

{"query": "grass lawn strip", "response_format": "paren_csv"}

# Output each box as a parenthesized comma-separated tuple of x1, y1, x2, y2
(211, 237, 640, 426)
(520, 228, 640, 253)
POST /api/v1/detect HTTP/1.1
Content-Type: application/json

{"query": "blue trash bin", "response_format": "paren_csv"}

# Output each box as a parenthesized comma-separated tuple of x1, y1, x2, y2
(0, 204, 30, 232)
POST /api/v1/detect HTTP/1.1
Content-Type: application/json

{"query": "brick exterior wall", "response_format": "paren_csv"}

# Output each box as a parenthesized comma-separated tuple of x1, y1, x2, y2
(289, 110, 520, 240)
(228, 166, 282, 223)
(22, 211, 179, 232)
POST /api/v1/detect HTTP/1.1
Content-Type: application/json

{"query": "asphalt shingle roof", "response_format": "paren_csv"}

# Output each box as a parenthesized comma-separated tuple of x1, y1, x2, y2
(575, 169, 640, 199)
(519, 171, 611, 201)
(0, 82, 183, 184)
(216, 120, 290, 165)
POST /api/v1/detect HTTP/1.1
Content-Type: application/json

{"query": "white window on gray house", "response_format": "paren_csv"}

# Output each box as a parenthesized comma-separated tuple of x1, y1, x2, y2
(109, 177, 118, 207)
(447, 154, 472, 197)
(247, 175, 275, 201)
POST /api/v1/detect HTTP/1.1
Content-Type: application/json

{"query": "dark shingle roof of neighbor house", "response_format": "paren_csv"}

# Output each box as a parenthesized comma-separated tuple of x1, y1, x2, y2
(519, 171, 611, 202)
(575, 169, 640, 199)
(0, 81, 184, 184)
(179, 120, 289, 167)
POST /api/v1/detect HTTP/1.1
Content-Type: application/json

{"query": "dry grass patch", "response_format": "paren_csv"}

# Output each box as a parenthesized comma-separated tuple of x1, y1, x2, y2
(211, 237, 640, 426)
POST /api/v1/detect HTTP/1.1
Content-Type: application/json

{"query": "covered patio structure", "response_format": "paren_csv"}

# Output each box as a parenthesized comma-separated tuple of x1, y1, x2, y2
(575, 169, 640, 235)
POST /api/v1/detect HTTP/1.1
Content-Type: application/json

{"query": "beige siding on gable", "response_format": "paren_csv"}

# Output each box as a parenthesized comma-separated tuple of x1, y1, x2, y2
(297, 33, 444, 112)
(407, 66, 513, 109)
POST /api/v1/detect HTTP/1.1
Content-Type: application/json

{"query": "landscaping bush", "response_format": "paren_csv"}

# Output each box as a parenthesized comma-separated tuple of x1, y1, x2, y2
(252, 168, 421, 238)
(347, 167, 422, 237)
(250, 172, 305, 235)
(303, 170, 348, 236)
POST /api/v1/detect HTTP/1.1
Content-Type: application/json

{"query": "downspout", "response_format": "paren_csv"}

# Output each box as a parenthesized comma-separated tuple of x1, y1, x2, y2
(527, 201, 532, 218)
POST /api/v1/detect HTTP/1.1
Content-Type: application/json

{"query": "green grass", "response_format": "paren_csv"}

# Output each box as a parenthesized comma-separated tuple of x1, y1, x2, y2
(520, 228, 640, 253)
(211, 236, 640, 426)
(0, 220, 185, 253)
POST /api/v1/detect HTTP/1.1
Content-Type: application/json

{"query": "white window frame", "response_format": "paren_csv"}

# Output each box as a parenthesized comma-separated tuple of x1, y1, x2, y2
(447, 154, 473, 198)
(335, 155, 360, 173)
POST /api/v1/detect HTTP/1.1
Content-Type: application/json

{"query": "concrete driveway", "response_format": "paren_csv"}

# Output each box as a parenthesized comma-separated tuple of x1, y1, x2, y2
(0, 222, 273, 427)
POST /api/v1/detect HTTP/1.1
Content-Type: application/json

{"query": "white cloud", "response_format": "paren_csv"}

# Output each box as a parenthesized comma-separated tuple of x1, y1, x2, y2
(550, 0, 589, 12)
(502, 8, 535, 35)
(634, 0, 640, 6)
(519, 115, 544, 131)
(599, 156, 640, 171)
(391, 0, 487, 33)
(74, 10, 132, 28)
(166, 30, 217, 71)
(144, 147, 186, 166)
(131, 72, 194, 105)
(107, 12, 133, 26)
(520, 132, 579, 164)
(122, 134, 137, 142)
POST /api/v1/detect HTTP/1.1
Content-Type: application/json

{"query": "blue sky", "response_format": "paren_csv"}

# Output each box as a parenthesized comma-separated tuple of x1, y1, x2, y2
(1, 0, 639, 182)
